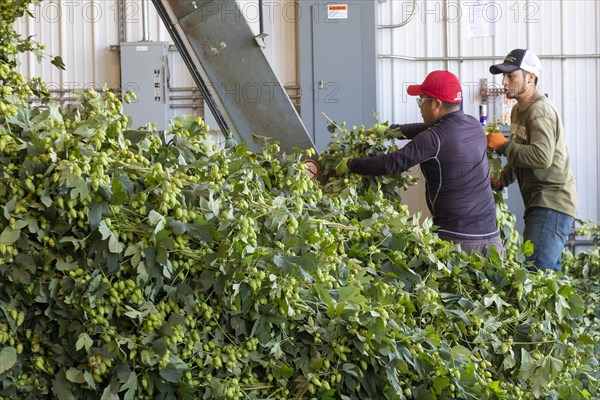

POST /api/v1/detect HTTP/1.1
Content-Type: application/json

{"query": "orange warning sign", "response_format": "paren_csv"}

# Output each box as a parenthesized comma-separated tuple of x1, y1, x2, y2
(327, 4, 348, 19)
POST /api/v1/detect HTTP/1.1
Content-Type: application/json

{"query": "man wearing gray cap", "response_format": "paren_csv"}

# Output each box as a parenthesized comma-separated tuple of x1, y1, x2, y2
(486, 49, 577, 272)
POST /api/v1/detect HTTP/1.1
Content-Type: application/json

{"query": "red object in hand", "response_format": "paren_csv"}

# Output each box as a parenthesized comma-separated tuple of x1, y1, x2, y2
(487, 131, 508, 150)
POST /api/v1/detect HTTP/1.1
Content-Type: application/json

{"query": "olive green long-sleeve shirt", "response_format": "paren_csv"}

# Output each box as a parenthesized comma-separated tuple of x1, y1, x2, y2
(497, 96, 577, 218)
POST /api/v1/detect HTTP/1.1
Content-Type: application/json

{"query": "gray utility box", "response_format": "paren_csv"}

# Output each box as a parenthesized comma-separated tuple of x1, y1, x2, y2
(298, 1, 377, 152)
(120, 42, 170, 131)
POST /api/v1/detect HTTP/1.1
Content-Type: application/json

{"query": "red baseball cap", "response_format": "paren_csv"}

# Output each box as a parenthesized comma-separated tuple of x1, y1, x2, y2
(407, 70, 463, 103)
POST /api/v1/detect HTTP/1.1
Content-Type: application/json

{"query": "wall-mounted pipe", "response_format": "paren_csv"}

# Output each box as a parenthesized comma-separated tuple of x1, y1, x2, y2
(259, 0, 264, 35)
(559, 0, 566, 146)
(443, 0, 450, 70)
(379, 54, 600, 61)
(595, 2, 600, 221)
(141, 0, 150, 41)
(118, 0, 126, 43)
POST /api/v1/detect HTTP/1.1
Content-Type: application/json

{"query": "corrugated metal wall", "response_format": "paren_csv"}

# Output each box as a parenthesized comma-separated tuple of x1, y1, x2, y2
(377, 0, 600, 223)
(16, 0, 298, 116)
(14, 0, 600, 223)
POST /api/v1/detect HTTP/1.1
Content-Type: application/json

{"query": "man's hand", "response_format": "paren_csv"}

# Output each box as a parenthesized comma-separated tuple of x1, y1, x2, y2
(385, 125, 404, 139)
(335, 157, 351, 175)
(490, 178, 502, 191)
(486, 131, 508, 150)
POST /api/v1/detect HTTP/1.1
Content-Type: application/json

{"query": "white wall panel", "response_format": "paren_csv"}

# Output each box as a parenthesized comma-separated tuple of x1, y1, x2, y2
(15, 0, 296, 120)
(18, 1, 123, 90)
(377, 0, 600, 223)
(236, 0, 298, 87)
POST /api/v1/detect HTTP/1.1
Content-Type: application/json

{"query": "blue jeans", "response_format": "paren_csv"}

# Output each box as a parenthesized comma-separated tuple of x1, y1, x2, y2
(523, 207, 574, 272)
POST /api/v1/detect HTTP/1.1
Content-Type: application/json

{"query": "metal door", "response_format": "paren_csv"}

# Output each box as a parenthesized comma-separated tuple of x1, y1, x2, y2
(300, 2, 377, 152)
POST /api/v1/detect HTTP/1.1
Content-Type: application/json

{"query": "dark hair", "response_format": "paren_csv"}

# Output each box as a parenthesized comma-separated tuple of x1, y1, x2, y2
(522, 69, 538, 85)
(441, 101, 461, 111)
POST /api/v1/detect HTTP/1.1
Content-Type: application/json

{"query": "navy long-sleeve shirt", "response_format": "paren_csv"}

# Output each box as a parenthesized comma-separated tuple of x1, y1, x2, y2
(348, 110, 499, 239)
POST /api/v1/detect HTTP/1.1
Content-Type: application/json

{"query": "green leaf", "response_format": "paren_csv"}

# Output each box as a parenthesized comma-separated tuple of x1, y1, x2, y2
(338, 285, 366, 305)
(235, 142, 249, 156)
(341, 363, 360, 378)
(541, 355, 563, 382)
(66, 367, 86, 384)
(385, 367, 404, 395)
(274, 363, 294, 379)
(433, 376, 450, 394)
(109, 234, 125, 253)
(83, 371, 97, 390)
(51, 55, 66, 70)
(111, 177, 127, 205)
(0, 227, 21, 245)
(59, 236, 83, 251)
(502, 350, 516, 369)
(89, 201, 111, 230)
(314, 283, 332, 303)
(98, 220, 112, 240)
(518, 348, 539, 381)
(48, 102, 63, 121)
(123, 305, 142, 321)
(268, 341, 284, 360)
(152, 339, 168, 356)
(70, 178, 90, 200)
(450, 345, 472, 361)
(0, 346, 17, 374)
(186, 222, 217, 242)
(13, 220, 28, 230)
(485, 380, 504, 395)
(522, 240, 534, 256)
(149, 210, 164, 227)
(483, 293, 509, 313)
(119, 370, 138, 400)
(7, 107, 33, 130)
(76, 333, 93, 352)
(159, 363, 181, 383)
(53, 371, 76, 400)
(73, 121, 96, 138)
(100, 379, 120, 400)
(555, 295, 570, 321)
(481, 317, 502, 334)
(265, 208, 289, 230)
(40, 192, 53, 207)
(2, 199, 17, 220)
(531, 371, 551, 398)
(11, 267, 29, 285)
(206, 192, 220, 216)
(576, 334, 595, 345)
(56, 258, 78, 272)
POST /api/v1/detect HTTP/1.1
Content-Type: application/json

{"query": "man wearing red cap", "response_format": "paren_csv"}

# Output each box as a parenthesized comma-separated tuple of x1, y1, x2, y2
(487, 49, 577, 272)
(340, 70, 502, 256)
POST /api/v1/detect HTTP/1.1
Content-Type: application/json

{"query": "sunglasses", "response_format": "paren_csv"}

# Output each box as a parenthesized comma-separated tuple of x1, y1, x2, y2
(416, 97, 434, 107)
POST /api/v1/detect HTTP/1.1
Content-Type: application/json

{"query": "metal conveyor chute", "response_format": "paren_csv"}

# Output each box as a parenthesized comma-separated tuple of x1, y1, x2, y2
(151, 0, 317, 154)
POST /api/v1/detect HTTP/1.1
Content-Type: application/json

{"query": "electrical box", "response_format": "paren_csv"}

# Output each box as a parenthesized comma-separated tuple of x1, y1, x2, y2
(120, 42, 170, 131)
